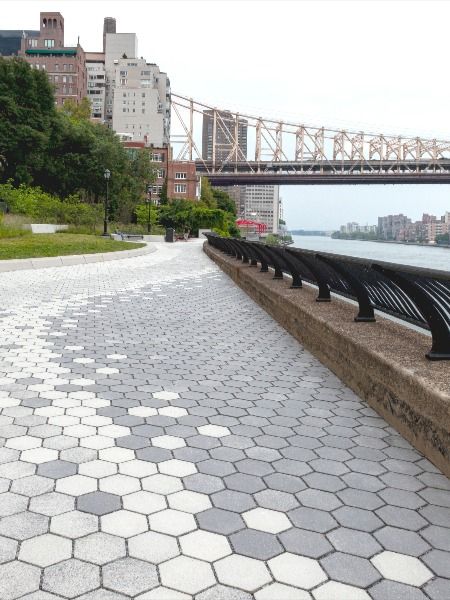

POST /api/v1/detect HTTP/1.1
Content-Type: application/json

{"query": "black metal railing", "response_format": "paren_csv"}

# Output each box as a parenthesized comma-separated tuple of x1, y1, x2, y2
(205, 233, 450, 361)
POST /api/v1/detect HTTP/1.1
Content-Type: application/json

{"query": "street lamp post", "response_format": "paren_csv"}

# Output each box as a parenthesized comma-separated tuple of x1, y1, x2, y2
(103, 169, 111, 237)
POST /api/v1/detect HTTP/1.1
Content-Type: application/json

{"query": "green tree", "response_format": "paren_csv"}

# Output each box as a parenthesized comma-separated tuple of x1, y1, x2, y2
(212, 188, 236, 215)
(200, 177, 216, 208)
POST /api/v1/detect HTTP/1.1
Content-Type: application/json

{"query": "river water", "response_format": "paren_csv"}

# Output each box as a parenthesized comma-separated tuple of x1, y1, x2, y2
(291, 235, 450, 272)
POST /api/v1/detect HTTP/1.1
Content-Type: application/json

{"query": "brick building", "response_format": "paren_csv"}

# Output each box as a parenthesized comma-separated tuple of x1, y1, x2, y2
(18, 12, 86, 106)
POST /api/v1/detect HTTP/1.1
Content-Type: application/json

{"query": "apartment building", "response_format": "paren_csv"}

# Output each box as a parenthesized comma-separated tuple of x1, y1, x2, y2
(18, 12, 86, 106)
(201, 109, 279, 233)
(85, 52, 105, 121)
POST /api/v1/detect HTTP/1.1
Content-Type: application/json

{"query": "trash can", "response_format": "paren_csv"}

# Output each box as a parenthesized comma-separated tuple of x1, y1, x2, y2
(165, 227, 175, 243)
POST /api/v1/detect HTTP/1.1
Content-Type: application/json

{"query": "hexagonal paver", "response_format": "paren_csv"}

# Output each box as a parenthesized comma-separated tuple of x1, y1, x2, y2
(142, 474, 183, 494)
(158, 459, 197, 477)
(21, 448, 58, 464)
(51, 510, 98, 538)
(327, 527, 382, 558)
(99, 474, 140, 495)
(0, 492, 28, 516)
(129, 531, 180, 563)
(149, 509, 196, 536)
(101, 510, 148, 537)
(37, 460, 77, 479)
(159, 556, 216, 594)
(180, 530, 232, 561)
(269, 552, 327, 589)
(231, 528, 284, 560)
(56, 475, 97, 496)
(77, 491, 121, 516)
(0, 561, 41, 599)
(0, 511, 48, 540)
(215, 554, 272, 592)
(320, 552, 380, 587)
(168, 490, 211, 513)
(197, 424, 231, 437)
(243, 507, 291, 533)
(279, 527, 333, 558)
(75, 532, 126, 565)
(152, 435, 186, 449)
(197, 507, 245, 534)
(42, 559, 100, 598)
(289, 506, 337, 533)
(102, 558, 158, 596)
(313, 581, 371, 600)
(123, 490, 166, 514)
(371, 551, 433, 586)
(79, 460, 118, 479)
(119, 460, 157, 478)
(0, 536, 18, 564)
(19, 533, 72, 567)
(255, 583, 311, 600)
(29, 491, 75, 516)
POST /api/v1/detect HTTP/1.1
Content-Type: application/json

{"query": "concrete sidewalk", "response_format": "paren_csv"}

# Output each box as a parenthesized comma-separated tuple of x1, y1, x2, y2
(0, 241, 448, 599)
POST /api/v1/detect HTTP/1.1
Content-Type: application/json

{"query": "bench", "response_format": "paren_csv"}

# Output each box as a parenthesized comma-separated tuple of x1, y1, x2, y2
(115, 231, 144, 241)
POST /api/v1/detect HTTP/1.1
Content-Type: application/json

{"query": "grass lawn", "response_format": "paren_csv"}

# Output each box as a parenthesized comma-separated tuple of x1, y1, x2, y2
(0, 234, 145, 260)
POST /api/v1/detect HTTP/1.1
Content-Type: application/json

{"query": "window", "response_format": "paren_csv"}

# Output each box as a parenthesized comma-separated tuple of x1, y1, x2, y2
(141, 109, 145, 114)
(63, 64, 68, 71)
(141, 93, 145, 98)
(44, 39, 55, 47)
(28, 39, 37, 47)
(120, 79, 127, 85)
(157, 169, 165, 178)
(120, 70, 127, 76)
(152, 185, 163, 195)
(141, 79, 151, 87)
(151, 153, 163, 162)
(175, 172, 187, 179)
(69, 64, 73, 71)
(54, 75, 59, 82)
(54, 63, 59, 71)
(141, 70, 150, 76)
(174, 184, 187, 193)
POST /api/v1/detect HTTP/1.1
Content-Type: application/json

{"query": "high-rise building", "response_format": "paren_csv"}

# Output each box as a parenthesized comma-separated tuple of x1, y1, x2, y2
(85, 52, 106, 121)
(0, 30, 39, 56)
(17, 12, 86, 106)
(201, 109, 279, 233)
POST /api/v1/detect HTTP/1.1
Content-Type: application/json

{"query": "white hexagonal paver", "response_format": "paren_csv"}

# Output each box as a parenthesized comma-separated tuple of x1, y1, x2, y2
(63, 425, 96, 438)
(159, 556, 216, 594)
(371, 551, 433, 586)
(142, 474, 183, 494)
(19, 533, 72, 567)
(97, 425, 130, 438)
(129, 407, 158, 417)
(129, 531, 180, 563)
(158, 407, 188, 418)
(313, 581, 370, 600)
(243, 507, 291, 533)
(197, 424, 231, 438)
(149, 509, 197, 536)
(168, 490, 212, 513)
(152, 435, 186, 450)
(6, 436, 42, 451)
(0, 561, 41, 598)
(56, 475, 97, 496)
(153, 391, 179, 401)
(159, 459, 197, 477)
(78, 460, 117, 478)
(21, 448, 58, 464)
(96, 367, 119, 374)
(256, 583, 312, 600)
(50, 510, 98, 538)
(215, 554, 272, 592)
(180, 530, 231, 561)
(101, 510, 148, 537)
(99, 447, 135, 463)
(123, 490, 167, 514)
(74, 532, 126, 565)
(119, 460, 157, 478)
(268, 553, 327, 589)
(99, 474, 140, 495)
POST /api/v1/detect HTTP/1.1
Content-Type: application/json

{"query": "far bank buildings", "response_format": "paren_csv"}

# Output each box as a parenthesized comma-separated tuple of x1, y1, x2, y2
(0, 12, 280, 231)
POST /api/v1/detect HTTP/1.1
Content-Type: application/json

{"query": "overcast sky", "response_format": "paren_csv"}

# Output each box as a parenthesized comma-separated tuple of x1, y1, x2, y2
(4, 0, 450, 229)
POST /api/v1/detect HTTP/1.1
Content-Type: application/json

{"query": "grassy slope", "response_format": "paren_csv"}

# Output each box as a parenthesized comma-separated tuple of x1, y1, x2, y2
(0, 234, 145, 260)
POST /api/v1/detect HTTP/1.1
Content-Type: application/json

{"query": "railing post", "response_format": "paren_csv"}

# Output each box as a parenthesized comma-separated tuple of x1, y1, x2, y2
(286, 249, 331, 302)
(372, 265, 450, 360)
(316, 255, 375, 322)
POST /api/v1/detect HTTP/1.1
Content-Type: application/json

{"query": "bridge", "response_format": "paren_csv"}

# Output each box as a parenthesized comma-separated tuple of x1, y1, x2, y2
(170, 93, 450, 185)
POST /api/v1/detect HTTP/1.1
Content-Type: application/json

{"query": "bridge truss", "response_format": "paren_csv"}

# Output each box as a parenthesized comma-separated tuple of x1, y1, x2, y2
(170, 93, 450, 185)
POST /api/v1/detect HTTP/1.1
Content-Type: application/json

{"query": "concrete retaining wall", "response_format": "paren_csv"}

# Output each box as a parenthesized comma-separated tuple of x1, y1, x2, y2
(204, 242, 450, 476)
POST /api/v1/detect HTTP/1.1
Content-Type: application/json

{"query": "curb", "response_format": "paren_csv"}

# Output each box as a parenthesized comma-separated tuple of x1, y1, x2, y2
(0, 243, 156, 273)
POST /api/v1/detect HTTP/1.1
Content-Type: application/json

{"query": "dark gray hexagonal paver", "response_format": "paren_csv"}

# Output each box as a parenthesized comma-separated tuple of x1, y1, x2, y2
(77, 492, 121, 516)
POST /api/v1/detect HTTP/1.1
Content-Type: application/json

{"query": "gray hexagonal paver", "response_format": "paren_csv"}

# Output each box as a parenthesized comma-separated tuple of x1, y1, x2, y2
(77, 492, 121, 516)
(0, 561, 41, 599)
(230, 528, 284, 560)
(197, 507, 245, 534)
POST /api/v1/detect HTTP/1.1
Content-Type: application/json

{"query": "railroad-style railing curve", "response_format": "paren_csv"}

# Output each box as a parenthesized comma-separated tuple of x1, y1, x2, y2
(205, 234, 450, 360)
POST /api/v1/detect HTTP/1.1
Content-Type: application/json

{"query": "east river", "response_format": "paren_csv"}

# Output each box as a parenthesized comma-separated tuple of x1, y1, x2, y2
(291, 235, 450, 271)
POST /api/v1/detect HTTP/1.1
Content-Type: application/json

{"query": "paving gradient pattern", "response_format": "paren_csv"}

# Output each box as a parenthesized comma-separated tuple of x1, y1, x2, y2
(0, 240, 449, 600)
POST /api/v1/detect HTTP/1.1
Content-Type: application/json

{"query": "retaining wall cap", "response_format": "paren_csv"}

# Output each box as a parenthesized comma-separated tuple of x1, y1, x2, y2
(0, 243, 154, 273)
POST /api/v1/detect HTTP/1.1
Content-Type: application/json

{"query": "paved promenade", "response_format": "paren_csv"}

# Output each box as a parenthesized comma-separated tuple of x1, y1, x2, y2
(0, 241, 449, 600)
